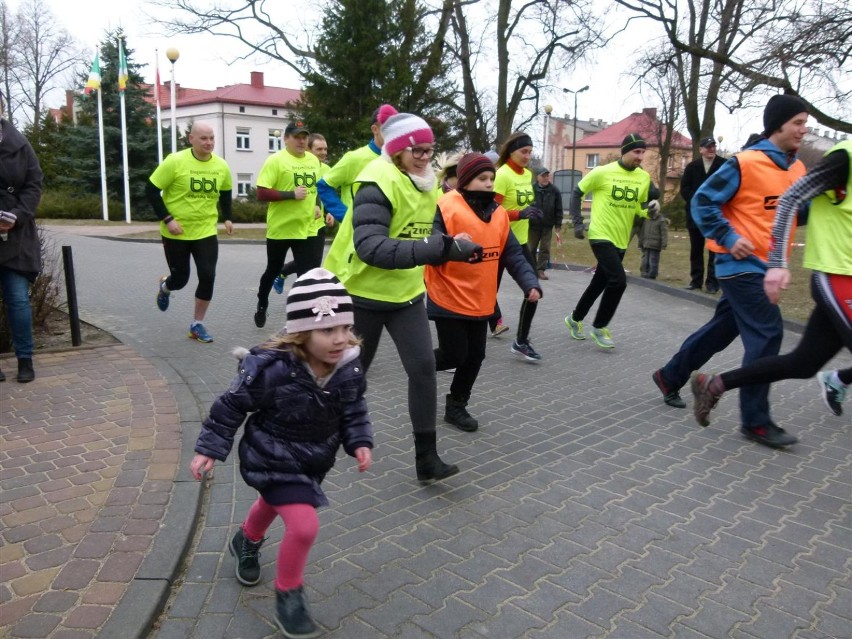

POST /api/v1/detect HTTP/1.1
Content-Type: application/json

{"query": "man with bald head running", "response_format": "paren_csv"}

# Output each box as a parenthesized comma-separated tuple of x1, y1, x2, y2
(146, 120, 234, 343)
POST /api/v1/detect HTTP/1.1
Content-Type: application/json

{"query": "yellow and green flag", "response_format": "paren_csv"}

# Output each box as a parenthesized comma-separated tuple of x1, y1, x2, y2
(84, 53, 100, 94)
(118, 41, 128, 92)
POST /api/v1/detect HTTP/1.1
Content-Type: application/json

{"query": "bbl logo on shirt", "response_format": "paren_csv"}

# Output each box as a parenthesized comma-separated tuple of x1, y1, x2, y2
(190, 177, 219, 194)
(294, 172, 317, 188)
(611, 184, 639, 202)
(517, 190, 535, 207)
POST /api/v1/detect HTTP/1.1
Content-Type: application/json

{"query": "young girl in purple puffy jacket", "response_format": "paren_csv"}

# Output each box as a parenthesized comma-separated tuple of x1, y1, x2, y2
(190, 267, 373, 639)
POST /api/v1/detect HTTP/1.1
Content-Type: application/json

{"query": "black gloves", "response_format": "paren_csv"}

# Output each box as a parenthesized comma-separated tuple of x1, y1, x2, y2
(573, 223, 585, 240)
(447, 238, 483, 263)
(518, 206, 544, 223)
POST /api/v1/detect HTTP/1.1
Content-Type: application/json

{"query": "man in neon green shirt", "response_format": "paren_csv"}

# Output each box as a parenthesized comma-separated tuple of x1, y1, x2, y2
(253, 121, 322, 328)
(564, 133, 660, 349)
(147, 121, 233, 343)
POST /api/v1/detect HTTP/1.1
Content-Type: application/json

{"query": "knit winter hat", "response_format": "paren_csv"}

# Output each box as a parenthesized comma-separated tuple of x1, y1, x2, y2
(380, 110, 434, 157)
(285, 268, 354, 334)
(762, 94, 808, 136)
(621, 134, 647, 155)
(456, 153, 496, 190)
(371, 104, 398, 124)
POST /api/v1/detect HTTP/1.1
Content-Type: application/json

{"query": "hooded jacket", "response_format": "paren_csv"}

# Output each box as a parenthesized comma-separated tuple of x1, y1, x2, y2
(194, 345, 373, 507)
(0, 119, 43, 277)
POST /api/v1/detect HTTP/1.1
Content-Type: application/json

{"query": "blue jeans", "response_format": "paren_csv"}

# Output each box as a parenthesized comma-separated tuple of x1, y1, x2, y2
(660, 273, 783, 428)
(0, 267, 34, 359)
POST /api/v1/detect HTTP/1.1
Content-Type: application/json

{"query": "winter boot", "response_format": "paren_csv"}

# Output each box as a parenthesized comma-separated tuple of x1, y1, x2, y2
(275, 586, 320, 638)
(444, 394, 479, 432)
(414, 432, 459, 482)
(17, 358, 34, 383)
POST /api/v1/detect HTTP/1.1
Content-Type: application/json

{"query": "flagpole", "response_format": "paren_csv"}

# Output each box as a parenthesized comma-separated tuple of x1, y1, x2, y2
(97, 88, 108, 221)
(118, 40, 131, 223)
(155, 49, 163, 164)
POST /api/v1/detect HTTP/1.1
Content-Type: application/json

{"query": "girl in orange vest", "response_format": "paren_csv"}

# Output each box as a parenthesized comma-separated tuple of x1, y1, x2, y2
(426, 153, 542, 431)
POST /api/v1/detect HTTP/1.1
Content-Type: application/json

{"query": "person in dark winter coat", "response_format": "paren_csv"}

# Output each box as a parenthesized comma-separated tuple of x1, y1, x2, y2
(190, 268, 373, 639)
(681, 136, 725, 292)
(527, 167, 563, 279)
(426, 153, 541, 432)
(322, 107, 482, 483)
(0, 97, 43, 383)
(638, 208, 669, 279)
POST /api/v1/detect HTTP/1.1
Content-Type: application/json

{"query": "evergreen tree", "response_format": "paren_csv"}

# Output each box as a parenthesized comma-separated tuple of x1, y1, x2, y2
(56, 32, 160, 215)
(24, 109, 70, 188)
(300, 0, 462, 159)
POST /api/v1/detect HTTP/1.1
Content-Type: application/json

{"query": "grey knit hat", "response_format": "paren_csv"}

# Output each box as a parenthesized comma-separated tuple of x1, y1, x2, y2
(285, 268, 354, 334)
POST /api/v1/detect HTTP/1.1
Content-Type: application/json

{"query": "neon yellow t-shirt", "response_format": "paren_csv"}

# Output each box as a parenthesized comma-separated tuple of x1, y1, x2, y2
(579, 161, 651, 249)
(149, 149, 232, 241)
(494, 164, 534, 244)
(322, 145, 380, 215)
(257, 150, 321, 239)
(804, 141, 852, 275)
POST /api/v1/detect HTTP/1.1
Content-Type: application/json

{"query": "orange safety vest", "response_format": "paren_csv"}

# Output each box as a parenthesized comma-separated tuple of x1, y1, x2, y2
(706, 150, 806, 262)
(425, 190, 511, 317)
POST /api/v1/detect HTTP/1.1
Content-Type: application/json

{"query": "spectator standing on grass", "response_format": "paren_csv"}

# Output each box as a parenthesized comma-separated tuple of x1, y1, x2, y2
(638, 205, 669, 279)
(528, 166, 563, 280)
(682, 136, 725, 293)
(0, 94, 43, 382)
(148, 121, 233, 344)
(651, 94, 808, 449)
(689, 139, 852, 427)
(563, 133, 660, 349)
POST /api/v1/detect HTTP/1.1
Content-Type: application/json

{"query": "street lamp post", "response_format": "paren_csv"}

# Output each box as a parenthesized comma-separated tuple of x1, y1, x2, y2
(166, 47, 180, 154)
(542, 104, 553, 168)
(563, 85, 589, 191)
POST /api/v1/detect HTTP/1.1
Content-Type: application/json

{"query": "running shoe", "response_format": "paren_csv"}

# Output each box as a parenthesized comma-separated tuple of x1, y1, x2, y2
(741, 422, 798, 448)
(510, 340, 542, 362)
(690, 372, 720, 427)
(652, 368, 686, 408)
(254, 304, 267, 329)
(272, 274, 286, 295)
(816, 371, 846, 417)
(188, 323, 213, 343)
(564, 314, 585, 340)
(491, 321, 510, 338)
(156, 276, 170, 312)
(589, 326, 614, 349)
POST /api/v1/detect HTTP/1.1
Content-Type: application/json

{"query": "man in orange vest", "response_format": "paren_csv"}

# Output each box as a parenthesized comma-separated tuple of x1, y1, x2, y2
(652, 94, 809, 448)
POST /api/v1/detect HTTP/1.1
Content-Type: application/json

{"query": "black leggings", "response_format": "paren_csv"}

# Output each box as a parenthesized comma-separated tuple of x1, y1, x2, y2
(572, 241, 626, 328)
(281, 228, 326, 278)
(162, 235, 218, 301)
(257, 238, 321, 307)
(721, 271, 852, 390)
(488, 244, 538, 341)
(434, 317, 488, 400)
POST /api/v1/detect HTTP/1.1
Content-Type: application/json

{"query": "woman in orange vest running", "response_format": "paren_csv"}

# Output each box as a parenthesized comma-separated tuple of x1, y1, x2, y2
(426, 153, 541, 431)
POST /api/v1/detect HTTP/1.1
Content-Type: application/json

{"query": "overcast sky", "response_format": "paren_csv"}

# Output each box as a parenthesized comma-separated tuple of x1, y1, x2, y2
(21, 0, 846, 151)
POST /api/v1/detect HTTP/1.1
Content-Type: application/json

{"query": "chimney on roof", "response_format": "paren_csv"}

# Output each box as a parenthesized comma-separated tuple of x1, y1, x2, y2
(642, 107, 657, 119)
(251, 71, 264, 88)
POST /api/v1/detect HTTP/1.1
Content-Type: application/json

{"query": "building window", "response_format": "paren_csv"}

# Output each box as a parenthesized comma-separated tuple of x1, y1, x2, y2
(268, 130, 282, 152)
(237, 174, 253, 198)
(586, 153, 599, 169)
(272, 109, 278, 115)
(239, 105, 245, 113)
(236, 128, 251, 151)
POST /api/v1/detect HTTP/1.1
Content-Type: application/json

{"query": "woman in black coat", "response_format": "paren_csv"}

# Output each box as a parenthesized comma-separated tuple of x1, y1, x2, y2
(0, 98, 43, 383)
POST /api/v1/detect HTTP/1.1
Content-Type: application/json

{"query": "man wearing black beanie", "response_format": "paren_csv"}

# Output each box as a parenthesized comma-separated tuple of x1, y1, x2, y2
(652, 93, 809, 449)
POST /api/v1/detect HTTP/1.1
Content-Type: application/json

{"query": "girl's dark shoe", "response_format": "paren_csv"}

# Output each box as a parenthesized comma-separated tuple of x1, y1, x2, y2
(228, 528, 264, 586)
(17, 358, 34, 383)
(444, 394, 479, 432)
(275, 587, 320, 638)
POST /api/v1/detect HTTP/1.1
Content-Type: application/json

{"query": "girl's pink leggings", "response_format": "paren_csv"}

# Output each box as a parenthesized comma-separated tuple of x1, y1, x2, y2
(242, 496, 319, 591)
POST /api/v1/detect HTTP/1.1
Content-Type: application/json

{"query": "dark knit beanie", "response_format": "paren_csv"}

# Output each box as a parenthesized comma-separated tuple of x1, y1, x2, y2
(762, 94, 808, 136)
(285, 268, 354, 334)
(456, 153, 496, 190)
(621, 134, 646, 155)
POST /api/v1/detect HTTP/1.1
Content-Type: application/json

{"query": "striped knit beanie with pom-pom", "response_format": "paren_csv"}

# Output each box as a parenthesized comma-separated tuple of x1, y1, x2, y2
(380, 110, 434, 157)
(285, 268, 354, 334)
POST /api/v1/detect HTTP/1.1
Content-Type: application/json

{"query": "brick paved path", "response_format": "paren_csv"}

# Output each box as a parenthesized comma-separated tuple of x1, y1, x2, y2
(3, 228, 849, 639)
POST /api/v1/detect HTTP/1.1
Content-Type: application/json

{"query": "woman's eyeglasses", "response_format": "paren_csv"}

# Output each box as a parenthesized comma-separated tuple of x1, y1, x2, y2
(407, 147, 435, 159)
